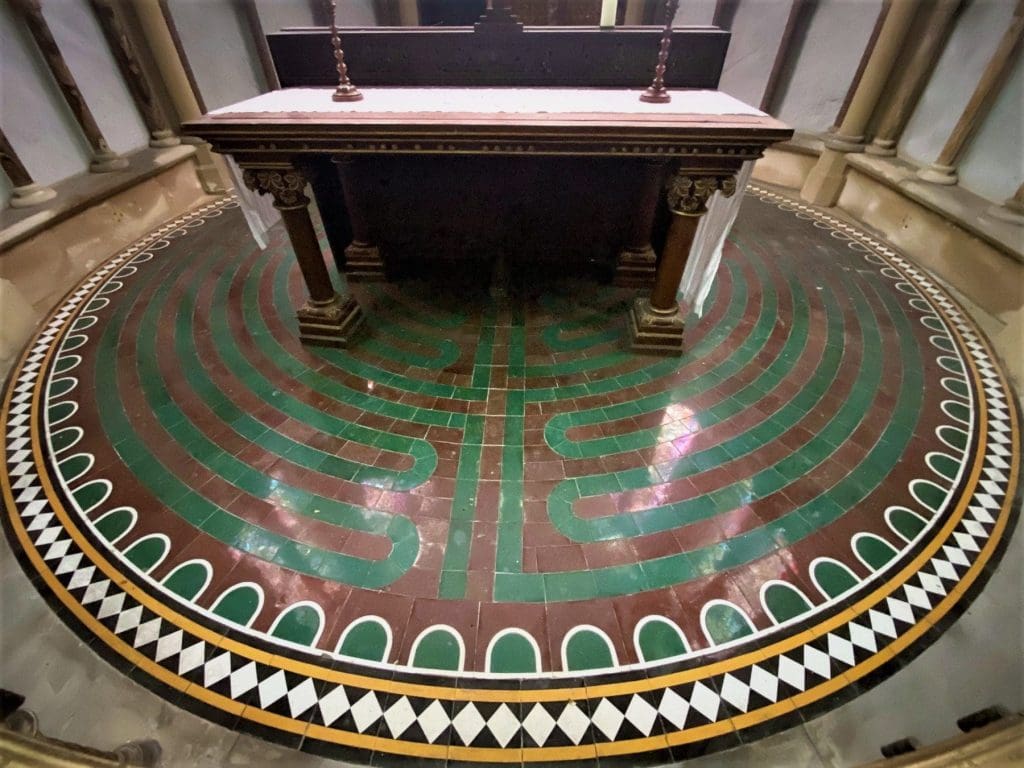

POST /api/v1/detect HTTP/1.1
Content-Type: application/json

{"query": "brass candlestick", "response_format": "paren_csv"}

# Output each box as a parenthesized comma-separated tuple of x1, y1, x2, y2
(327, 0, 362, 102)
(640, 0, 680, 103)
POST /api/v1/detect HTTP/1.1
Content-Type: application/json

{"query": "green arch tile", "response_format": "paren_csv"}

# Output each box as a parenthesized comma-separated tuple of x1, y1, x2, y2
(411, 628, 462, 671)
(941, 400, 970, 423)
(812, 559, 859, 598)
(338, 619, 390, 662)
(123, 536, 168, 573)
(48, 377, 78, 399)
(50, 426, 83, 454)
(911, 479, 949, 514)
(929, 334, 955, 353)
(211, 584, 261, 626)
(941, 377, 969, 399)
(937, 425, 968, 452)
(93, 507, 135, 543)
(936, 355, 964, 375)
(57, 453, 92, 484)
(636, 618, 688, 662)
(162, 561, 211, 601)
(926, 453, 961, 483)
(47, 401, 77, 426)
(488, 631, 539, 673)
(271, 603, 322, 646)
(72, 479, 110, 514)
(53, 354, 80, 375)
(564, 629, 615, 671)
(762, 582, 813, 623)
(887, 507, 928, 541)
(702, 602, 754, 645)
(855, 534, 899, 572)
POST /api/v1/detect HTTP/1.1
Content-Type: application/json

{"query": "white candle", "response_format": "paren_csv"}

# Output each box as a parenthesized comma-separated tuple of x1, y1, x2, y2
(600, 0, 617, 28)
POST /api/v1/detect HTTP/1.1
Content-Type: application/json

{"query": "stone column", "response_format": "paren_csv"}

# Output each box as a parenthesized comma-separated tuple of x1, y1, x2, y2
(332, 157, 386, 282)
(918, 1, 1024, 185)
(629, 172, 735, 355)
(0, 127, 57, 208)
(11, 0, 128, 173)
(800, 0, 920, 206)
(865, 0, 962, 157)
(242, 167, 364, 347)
(614, 160, 666, 288)
(88, 0, 180, 149)
(129, 0, 230, 193)
(984, 182, 1024, 226)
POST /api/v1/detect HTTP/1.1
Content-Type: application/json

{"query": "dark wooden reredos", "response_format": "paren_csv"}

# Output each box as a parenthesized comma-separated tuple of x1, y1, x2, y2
(268, 20, 730, 283)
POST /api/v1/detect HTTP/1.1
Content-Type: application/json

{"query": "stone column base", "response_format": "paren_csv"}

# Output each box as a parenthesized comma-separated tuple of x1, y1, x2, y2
(89, 150, 129, 173)
(9, 183, 57, 208)
(917, 162, 958, 185)
(628, 296, 685, 355)
(149, 130, 181, 148)
(864, 138, 897, 157)
(296, 294, 365, 348)
(344, 243, 386, 282)
(613, 245, 657, 288)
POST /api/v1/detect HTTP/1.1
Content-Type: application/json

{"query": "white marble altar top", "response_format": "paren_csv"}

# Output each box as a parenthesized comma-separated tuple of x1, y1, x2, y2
(210, 87, 767, 118)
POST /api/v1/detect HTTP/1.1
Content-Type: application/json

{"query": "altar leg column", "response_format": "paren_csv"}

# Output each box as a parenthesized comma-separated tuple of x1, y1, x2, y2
(614, 160, 666, 288)
(629, 173, 735, 355)
(333, 157, 386, 282)
(243, 167, 364, 348)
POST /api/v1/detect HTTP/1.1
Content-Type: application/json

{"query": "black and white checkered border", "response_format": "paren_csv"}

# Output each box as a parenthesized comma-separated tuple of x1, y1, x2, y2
(2, 194, 1016, 756)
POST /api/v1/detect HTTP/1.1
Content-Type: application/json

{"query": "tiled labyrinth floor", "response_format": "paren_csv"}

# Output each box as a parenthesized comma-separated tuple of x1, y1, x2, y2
(1, 186, 1019, 765)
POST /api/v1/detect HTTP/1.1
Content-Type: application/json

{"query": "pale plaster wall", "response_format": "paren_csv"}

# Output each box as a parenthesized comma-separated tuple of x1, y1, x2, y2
(41, 0, 150, 155)
(775, 0, 884, 134)
(0, 0, 93, 204)
(899, 0, 1017, 170)
(673, 0, 716, 26)
(253, 0, 315, 32)
(957, 53, 1024, 204)
(718, 0, 792, 108)
(166, 0, 266, 110)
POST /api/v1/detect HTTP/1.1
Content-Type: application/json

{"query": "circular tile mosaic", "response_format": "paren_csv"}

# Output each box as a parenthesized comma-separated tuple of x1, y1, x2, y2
(1, 186, 1019, 764)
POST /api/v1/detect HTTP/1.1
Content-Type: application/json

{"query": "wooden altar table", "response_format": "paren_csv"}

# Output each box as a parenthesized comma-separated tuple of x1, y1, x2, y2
(183, 86, 791, 354)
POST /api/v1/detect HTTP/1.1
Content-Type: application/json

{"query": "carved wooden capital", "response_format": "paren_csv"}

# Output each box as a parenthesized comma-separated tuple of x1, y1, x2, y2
(666, 174, 736, 216)
(242, 168, 309, 209)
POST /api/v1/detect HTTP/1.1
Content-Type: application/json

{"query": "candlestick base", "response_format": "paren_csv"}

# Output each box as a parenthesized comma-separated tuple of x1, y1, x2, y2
(639, 88, 671, 104)
(333, 87, 363, 102)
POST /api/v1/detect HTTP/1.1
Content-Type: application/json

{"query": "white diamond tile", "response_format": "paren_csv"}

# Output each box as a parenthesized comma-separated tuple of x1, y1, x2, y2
(318, 686, 351, 726)
(719, 674, 751, 712)
(776, 654, 806, 691)
(154, 630, 183, 663)
(177, 641, 206, 675)
(350, 691, 383, 733)
(591, 699, 625, 741)
(748, 664, 779, 702)
(286, 679, 318, 718)
(624, 695, 658, 735)
(452, 703, 487, 745)
(556, 701, 591, 744)
(658, 687, 690, 730)
(688, 681, 720, 722)
(522, 703, 557, 745)
(417, 700, 451, 744)
(383, 697, 417, 738)
(486, 703, 520, 748)
(203, 652, 232, 687)
(257, 670, 289, 708)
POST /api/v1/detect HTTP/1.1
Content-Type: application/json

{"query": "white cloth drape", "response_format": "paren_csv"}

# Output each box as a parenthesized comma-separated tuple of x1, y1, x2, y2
(678, 160, 754, 317)
(226, 156, 280, 250)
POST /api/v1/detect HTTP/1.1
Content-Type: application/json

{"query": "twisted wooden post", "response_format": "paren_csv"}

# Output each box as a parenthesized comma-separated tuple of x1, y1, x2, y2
(640, 0, 679, 103)
(327, 0, 362, 102)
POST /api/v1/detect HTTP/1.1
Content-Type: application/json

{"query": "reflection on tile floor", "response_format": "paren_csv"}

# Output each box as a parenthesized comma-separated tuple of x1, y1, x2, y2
(1, 187, 1019, 765)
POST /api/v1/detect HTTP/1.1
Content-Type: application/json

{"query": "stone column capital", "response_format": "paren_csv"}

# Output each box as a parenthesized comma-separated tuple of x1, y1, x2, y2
(666, 174, 736, 217)
(242, 167, 309, 209)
